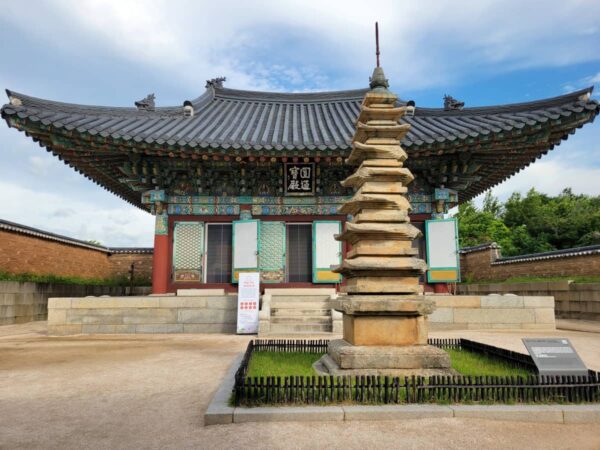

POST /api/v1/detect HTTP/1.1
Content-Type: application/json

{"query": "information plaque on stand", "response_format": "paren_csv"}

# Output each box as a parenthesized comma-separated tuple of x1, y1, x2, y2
(237, 272, 260, 334)
(522, 338, 588, 376)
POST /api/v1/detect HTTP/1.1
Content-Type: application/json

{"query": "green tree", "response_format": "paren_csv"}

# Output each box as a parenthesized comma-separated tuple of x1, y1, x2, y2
(482, 190, 502, 217)
(455, 188, 600, 257)
(454, 200, 518, 254)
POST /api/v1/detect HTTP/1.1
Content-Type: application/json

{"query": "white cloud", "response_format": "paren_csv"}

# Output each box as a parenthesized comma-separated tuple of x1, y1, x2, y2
(1, 0, 599, 93)
(471, 125, 600, 207)
(589, 72, 600, 83)
(1, 0, 599, 246)
(0, 181, 154, 247)
(27, 156, 54, 176)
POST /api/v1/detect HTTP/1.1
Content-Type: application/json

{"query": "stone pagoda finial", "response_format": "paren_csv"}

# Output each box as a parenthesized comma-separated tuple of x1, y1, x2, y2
(369, 66, 389, 91)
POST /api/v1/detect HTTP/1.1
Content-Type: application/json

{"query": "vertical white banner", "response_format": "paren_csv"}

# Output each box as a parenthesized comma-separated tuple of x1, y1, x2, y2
(237, 272, 260, 334)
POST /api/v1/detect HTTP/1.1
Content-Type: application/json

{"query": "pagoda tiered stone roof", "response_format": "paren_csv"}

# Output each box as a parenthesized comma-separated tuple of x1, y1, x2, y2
(2, 84, 598, 208)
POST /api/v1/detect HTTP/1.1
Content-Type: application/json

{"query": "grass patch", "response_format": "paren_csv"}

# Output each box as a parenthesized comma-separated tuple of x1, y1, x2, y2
(446, 348, 532, 377)
(0, 271, 151, 286)
(247, 351, 323, 378)
(245, 349, 531, 379)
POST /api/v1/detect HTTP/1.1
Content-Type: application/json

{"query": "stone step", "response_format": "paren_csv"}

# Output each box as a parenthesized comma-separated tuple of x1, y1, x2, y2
(269, 322, 332, 333)
(271, 308, 331, 317)
(270, 295, 332, 302)
(271, 316, 331, 324)
(270, 301, 331, 309)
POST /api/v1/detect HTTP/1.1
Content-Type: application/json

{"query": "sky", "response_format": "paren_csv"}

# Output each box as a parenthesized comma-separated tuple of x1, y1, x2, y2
(0, 0, 599, 247)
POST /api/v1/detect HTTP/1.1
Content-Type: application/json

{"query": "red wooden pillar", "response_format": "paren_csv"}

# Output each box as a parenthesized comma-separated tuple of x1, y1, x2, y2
(152, 213, 170, 294)
(433, 283, 450, 294)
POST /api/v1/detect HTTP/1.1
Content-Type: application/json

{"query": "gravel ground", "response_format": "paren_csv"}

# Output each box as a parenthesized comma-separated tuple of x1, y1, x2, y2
(1, 322, 600, 450)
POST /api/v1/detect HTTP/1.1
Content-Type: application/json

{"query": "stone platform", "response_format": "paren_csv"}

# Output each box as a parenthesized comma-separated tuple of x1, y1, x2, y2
(47, 292, 237, 335)
(314, 339, 453, 377)
(333, 294, 434, 346)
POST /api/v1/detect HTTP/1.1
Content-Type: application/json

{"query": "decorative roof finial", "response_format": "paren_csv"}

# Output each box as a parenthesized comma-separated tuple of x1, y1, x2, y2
(135, 94, 155, 111)
(205, 77, 227, 89)
(369, 22, 389, 91)
(443, 95, 465, 111)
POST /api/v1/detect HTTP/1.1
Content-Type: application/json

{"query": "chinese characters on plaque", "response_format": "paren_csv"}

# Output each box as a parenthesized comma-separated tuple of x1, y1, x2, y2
(285, 163, 315, 196)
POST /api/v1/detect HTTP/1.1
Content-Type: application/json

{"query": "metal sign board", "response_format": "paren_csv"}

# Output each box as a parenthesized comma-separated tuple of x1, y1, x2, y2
(522, 338, 588, 376)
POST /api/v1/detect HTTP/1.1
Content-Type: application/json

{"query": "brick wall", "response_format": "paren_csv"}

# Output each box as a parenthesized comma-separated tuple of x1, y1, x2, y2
(0, 229, 113, 279)
(0, 228, 153, 281)
(460, 246, 600, 282)
(108, 253, 153, 280)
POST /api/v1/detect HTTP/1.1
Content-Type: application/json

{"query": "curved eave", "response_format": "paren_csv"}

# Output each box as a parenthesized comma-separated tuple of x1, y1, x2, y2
(2, 85, 599, 206)
(3, 86, 597, 152)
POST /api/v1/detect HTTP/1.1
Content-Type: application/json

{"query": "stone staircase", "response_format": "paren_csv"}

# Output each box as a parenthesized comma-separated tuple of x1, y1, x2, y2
(259, 288, 340, 335)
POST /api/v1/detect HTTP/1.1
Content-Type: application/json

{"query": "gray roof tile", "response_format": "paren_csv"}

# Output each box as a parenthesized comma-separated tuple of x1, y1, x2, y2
(2, 85, 598, 207)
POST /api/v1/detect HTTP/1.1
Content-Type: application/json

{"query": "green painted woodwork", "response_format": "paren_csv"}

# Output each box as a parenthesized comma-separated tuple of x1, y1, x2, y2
(259, 221, 286, 283)
(172, 221, 204, 282)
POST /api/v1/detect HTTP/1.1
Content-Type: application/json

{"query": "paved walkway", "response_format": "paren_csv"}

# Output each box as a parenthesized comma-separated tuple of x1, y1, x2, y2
(1, 322, 599, 450)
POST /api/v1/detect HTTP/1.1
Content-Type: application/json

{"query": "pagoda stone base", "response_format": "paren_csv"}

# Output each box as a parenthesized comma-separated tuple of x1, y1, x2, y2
(343, 315, 428, 346)
(314, 339, 453, 377)
(333, 294, 435, 346)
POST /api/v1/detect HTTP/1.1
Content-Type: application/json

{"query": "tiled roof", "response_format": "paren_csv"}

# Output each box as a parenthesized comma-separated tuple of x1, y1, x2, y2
(492, 244, 600, 265)
(0, 219, 152, 254)
(2, 84, 598, 205)
(3, 86, 598, 151)
(459, 242, 500, 254)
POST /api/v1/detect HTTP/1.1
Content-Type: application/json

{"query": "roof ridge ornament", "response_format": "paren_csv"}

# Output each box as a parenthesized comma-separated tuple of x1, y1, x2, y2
(135, 93, 155, 111)
(206, 77, 227, 89)
(444, 94, 464, 111)
(369, 22, 389, 92)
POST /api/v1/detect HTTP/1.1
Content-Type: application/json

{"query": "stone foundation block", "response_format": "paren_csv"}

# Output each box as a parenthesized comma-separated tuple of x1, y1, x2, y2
(159, 297, 207, 308)
(454, 308, 535, 324)
(178, 308, 237, 324)
(523, 296, 555, 308)
(428, 307, 453, 323)
(535, 308, 556, 324)
(205, 296, 238, 309)
(177, 289, 225, 296)
(48, 308, 67, 324)
(328, 339, 450, 370)
(481, 295, 524, 308)
(48, 298, 72, 308)
(121, 309, 178, 324)
(182, 323, 236, 333)
(135, 324, 184, 333)
(81, 324, 137, 333)
(433, 296, 480, 308)
(71, 297, 158, 308)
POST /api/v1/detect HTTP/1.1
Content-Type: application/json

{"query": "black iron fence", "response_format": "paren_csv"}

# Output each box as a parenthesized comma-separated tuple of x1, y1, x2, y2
(233, 339, 600, 406)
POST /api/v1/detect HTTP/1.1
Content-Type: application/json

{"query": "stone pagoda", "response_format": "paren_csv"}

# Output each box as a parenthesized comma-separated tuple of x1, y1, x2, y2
(318, 66, 452, 376)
